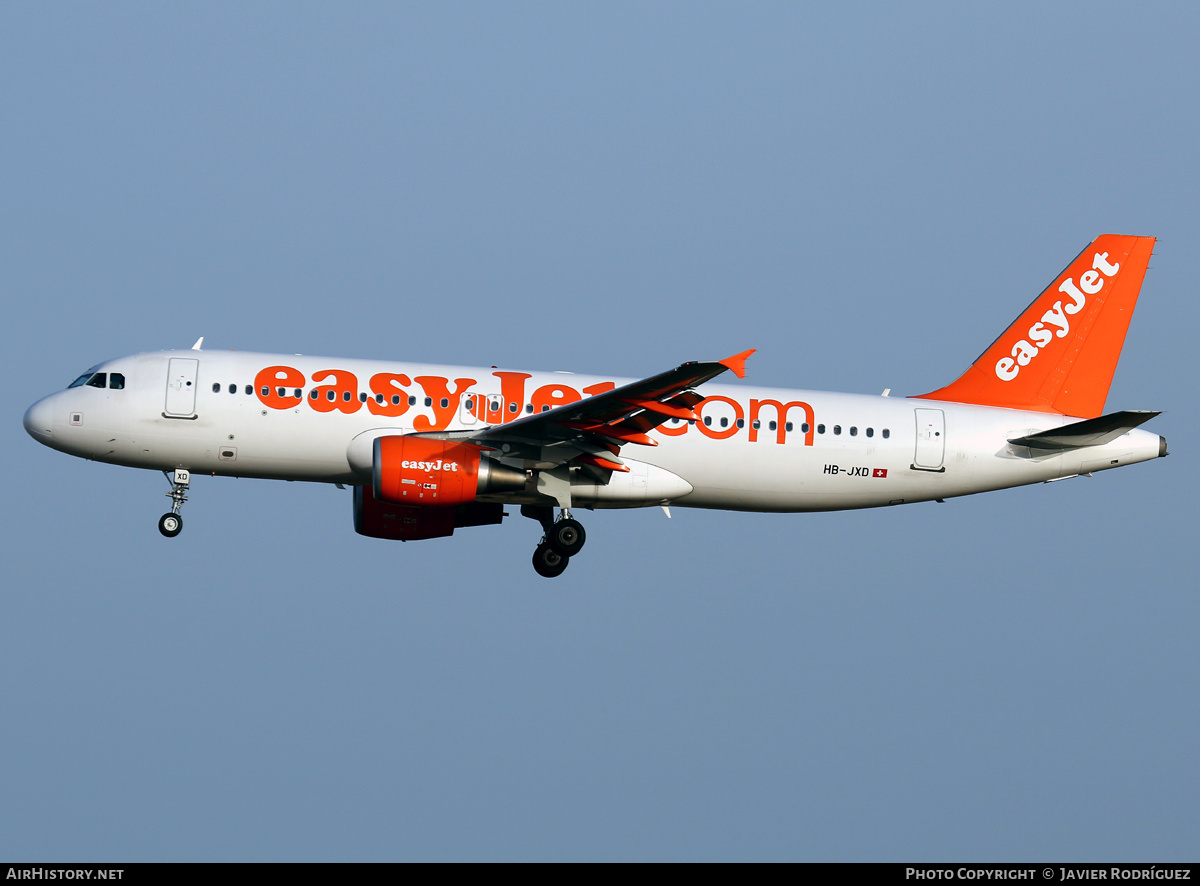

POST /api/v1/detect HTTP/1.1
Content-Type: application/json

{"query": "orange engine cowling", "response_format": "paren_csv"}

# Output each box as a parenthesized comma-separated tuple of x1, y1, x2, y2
(372, 435, 526, 506)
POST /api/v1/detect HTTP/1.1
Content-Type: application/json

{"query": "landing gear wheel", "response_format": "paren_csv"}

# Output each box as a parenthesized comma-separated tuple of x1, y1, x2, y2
(548, 518, 586, 557)
(532, 542, 570, 578)
(158, 513, 183, 538)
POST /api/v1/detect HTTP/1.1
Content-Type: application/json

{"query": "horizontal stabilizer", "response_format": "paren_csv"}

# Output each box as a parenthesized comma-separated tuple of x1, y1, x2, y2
(1007, 410, 1159, 451)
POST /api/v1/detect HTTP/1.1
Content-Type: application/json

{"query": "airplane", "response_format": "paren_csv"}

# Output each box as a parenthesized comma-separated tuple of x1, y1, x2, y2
(23, 234, 1166, 577)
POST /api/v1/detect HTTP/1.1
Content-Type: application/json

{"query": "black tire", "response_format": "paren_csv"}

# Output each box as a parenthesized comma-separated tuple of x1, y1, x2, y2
(532, 542, 569, 578)
(547, 518, 586, 557)
(158, 513, 183, 538)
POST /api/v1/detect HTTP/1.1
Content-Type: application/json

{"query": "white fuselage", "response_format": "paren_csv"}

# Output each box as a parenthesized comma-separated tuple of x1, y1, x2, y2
(23, 349, 1165, 513)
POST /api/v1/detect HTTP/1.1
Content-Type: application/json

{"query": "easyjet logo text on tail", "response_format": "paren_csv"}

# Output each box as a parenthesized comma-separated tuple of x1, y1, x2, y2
(995, 252, 1121, 382)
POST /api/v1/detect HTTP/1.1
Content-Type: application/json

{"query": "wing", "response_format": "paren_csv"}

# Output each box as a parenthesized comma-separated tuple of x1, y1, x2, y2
(410, 349, 755, 476)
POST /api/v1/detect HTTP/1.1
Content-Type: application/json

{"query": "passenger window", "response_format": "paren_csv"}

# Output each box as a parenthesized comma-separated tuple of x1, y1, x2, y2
(261, 386, 269, 397)
(359, 392, 367, 402)
(801, 423, 809, 433)
(850, 426, 858, 436)
(391, 395, 401, 405)
(86, 373, 107, 389)
(441, 398, 449, 408)
(720, 417, 728, 428)
(833, 425, 841, 435)
(866, 428, 874, 437)
(377, 394, 385, 404)
(294, 389, 302, 399)
(212, 382, 221, 393)
(508, 402, 518, 413)
(542, 405, 550, 412)
(704, 416, 712, 426)
(882, 429, 890, 439)
(245, 385, 252, 395)
(525, 403, 533, 413)
(343, 391, 351, 402)
(68, 373, 93, 389)
(109, 373, 125, 390)
(769, 421, 777, 431)
(227, 384, 236, 394)
(817, 424, 825, 434)
(409, 396, 417, 406)
(785, 422, 793, 432)
(310, 390, 319, 400)
(425, 397, 433, 407)
(752, 420, 760, 430)
(464, 399, 474, 410)
(326, 391, 335, 401)
(736, 418, 744, 428)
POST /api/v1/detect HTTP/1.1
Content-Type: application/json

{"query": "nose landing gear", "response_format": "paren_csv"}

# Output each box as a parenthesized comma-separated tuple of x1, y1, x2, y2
(158, 469, 190, 538)
(523, 505, 588, 578)
(158, 512, 183, 537)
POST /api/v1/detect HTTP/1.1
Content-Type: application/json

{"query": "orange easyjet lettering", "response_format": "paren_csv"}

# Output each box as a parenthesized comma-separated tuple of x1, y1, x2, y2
(413, 377, 475, 431)
(748, 399, 815, 445)
(695, 395, 743, 440)
(253, 365, 817, 445)
(366, 372, 412, 417)
(255, 365, 305, 409)
(490, 372, 532, 423)
(309, 369, 361, 414)
(531, 383, 581, 413)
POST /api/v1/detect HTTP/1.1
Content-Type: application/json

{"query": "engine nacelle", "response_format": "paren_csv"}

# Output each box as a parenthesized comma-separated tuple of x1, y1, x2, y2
(353, 484, 505, 541)
(371, 435, 526, 506)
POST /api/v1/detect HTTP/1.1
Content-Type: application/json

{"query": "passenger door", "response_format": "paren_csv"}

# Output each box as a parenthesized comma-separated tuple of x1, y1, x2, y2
(164, 358, 199, 417)
(913, 408, 945, 470)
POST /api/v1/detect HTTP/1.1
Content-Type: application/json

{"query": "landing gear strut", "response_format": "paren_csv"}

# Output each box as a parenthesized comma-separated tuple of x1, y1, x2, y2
(159, 469, 190, 538)
(522, 504, 587, 578)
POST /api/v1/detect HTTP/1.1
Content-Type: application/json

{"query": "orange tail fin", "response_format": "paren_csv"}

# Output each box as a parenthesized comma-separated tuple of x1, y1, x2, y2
(915, 234, 1155, 418)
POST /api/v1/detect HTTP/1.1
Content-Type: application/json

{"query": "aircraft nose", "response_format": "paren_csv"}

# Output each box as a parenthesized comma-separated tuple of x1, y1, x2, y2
(23, 396, 55, 441)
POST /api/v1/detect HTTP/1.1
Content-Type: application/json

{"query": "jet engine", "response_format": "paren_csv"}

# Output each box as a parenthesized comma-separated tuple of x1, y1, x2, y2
(371, 435, 526, 506)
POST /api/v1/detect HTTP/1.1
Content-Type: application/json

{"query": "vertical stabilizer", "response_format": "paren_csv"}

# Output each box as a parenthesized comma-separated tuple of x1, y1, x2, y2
(915, 235, 1155, 417)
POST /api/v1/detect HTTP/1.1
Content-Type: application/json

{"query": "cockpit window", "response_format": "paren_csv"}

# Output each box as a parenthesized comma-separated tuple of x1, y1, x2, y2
(109, 373, 125, 390)
(85, 373, 107, 389)
(68, 373, 93, 388)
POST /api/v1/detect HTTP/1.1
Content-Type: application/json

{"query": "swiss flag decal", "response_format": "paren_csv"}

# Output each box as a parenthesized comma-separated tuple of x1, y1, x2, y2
(873, 468, 888, 478)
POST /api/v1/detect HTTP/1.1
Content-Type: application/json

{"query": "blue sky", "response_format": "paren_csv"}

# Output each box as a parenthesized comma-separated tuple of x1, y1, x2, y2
(2, 2, 1197, 860)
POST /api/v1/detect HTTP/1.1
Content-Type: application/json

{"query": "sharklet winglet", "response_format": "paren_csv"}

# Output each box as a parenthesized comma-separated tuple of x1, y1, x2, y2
(718, 348, 756, 379)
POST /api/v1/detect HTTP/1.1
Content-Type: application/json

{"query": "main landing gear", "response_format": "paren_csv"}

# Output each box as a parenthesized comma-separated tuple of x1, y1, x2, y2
(158, 469, 190, 538)
(524, 505, 587, 578)
(532, 542, 569, 578)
